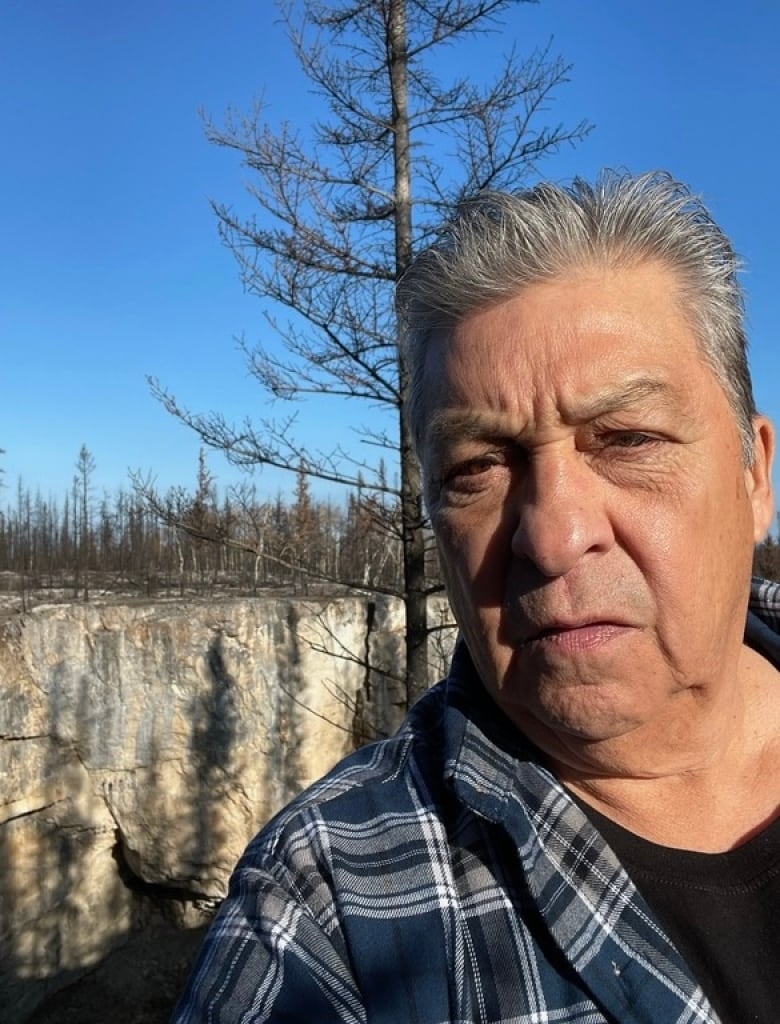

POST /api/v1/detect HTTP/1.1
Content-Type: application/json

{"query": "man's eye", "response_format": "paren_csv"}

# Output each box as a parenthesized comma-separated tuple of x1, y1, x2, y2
(587, 429, 665, 464)
(452, 456, 496, 478)
(441, 449, 515, 490)
(604, 431, 658, 449)
(440, 458, 494, 489)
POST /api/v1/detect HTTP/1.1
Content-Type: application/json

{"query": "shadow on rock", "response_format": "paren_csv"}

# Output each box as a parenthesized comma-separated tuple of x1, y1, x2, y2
(26, 922, 208, 1024)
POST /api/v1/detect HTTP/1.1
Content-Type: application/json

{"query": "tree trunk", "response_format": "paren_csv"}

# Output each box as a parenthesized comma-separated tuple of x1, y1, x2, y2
(390, 0, 428, 705)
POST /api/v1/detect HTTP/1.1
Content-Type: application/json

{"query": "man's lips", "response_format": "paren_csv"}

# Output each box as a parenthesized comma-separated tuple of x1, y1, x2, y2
(519, 619, 635, 651)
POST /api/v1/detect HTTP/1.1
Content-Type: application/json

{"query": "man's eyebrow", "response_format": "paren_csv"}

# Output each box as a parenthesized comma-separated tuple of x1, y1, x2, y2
(572, 376, 675, 421)
(423, 376, 679, 449)
(424, 409, 507, 451)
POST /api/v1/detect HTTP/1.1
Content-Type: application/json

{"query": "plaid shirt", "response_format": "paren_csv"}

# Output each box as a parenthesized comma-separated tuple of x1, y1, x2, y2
(173, 578, 780, 1024)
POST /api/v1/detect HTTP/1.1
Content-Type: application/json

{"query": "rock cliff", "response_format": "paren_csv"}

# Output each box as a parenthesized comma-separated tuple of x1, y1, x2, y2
(0, 595, 455, 1022)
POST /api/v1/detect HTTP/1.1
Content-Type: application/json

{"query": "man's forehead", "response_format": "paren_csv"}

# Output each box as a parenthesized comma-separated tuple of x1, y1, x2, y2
(416, 263, 718, 439)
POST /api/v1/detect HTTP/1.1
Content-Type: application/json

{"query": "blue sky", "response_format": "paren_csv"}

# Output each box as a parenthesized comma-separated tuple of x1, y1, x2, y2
(2, 0, 779, 514)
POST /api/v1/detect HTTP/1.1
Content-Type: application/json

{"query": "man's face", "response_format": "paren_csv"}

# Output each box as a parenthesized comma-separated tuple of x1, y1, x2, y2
(421, 263, 774, 756)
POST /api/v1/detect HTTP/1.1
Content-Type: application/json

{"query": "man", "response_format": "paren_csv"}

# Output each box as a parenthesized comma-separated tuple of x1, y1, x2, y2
(173, 172, 779, 1023)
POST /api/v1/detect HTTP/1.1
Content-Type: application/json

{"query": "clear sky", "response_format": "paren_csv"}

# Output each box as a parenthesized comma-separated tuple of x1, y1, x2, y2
(2, 0, 779, 513)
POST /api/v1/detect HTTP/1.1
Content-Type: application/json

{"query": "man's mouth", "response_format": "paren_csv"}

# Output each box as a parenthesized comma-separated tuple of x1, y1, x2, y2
(520, 619, 634, 653)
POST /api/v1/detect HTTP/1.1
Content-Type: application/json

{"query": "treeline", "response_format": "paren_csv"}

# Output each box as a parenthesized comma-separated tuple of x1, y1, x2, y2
(0, 449, 435, 606)
(1, 446, 778, 609)
(754, 530, 780, 583)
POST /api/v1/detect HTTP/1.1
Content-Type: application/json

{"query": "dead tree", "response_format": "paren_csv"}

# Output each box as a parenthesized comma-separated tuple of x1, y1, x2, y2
(150, 0, 591, 707)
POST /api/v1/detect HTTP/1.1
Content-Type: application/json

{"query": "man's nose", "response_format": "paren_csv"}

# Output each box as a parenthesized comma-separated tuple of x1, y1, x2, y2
(510, 450, 615, 577)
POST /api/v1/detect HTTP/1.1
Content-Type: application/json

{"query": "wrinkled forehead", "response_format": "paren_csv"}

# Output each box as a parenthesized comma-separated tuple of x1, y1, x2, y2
(413, 263, 723, 451)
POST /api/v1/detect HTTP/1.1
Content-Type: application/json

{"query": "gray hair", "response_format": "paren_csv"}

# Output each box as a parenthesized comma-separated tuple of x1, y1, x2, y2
(398, 170, 757, 462)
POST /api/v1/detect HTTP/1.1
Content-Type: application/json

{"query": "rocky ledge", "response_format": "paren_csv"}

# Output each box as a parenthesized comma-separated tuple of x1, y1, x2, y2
(0, 595, 455, 1022)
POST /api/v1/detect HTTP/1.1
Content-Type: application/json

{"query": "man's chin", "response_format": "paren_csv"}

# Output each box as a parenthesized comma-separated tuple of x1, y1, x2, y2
(488, 671, 651, 749)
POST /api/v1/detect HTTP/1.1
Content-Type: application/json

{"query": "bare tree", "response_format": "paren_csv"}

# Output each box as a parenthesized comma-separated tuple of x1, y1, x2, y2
(75, 445, 96, 601)
(755, 516, 780, 582)
(149, 0, 591, 706)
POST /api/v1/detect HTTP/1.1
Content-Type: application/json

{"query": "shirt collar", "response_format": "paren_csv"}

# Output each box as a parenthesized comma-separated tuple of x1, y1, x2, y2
(438, 640, 560, 828)
(747, 575, 780, 664)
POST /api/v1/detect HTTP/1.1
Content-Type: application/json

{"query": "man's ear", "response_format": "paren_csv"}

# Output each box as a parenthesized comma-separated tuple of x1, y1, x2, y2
(747, 415, 776, 542)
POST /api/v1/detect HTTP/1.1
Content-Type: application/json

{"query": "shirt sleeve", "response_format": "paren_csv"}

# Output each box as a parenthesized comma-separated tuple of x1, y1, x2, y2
(170, 858, 366, 1024)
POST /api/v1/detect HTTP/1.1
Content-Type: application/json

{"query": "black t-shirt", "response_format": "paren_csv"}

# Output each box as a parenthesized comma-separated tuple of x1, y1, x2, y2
(580, 802, 780, 1024)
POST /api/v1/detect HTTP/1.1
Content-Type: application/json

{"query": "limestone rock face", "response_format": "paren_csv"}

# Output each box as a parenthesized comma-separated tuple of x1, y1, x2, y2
(0, 595, 455, 1022)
